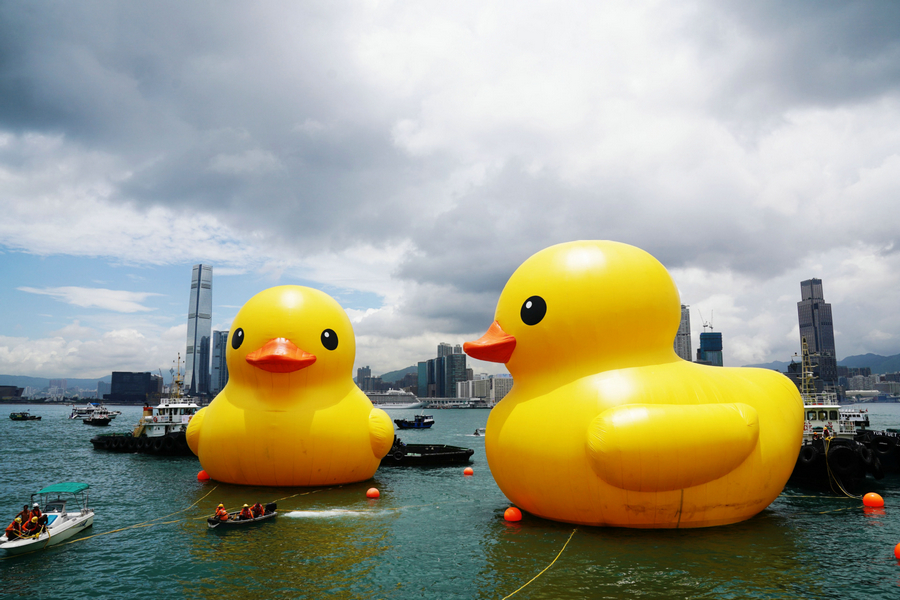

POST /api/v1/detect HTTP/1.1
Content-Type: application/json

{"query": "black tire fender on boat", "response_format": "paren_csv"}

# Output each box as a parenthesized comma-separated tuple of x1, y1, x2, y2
(871, 456, 885, 480)
(858, 446, 875, 468)
(392, 451, 404, 461)
(163, 436, 176, 452)
(798, 445, 818, 466)
(828, 445, 859, 478)
(127, 437, 137, 451)
(872, 435, 893, 455)
(152, 437, 165, 452)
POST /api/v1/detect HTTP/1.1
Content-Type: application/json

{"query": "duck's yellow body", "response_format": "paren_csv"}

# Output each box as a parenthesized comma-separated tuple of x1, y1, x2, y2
(465, 241, 803, 528)
(186, 286, 393, 486)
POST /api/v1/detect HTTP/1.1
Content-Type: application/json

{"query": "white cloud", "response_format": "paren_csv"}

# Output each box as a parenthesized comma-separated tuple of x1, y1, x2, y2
(17, 286, 162, 313)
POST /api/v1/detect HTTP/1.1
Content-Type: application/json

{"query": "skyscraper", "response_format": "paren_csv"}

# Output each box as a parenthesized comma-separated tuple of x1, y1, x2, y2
(674, 304, 692, 361)
(210, 330, 229, 397)
(697, 331, 723, 366)
(797, 278, 837, 384)
(185, 264, 213, 396)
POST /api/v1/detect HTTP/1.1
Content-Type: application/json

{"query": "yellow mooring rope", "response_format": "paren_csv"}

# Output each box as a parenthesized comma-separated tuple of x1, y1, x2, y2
(501, 528, 577, 599)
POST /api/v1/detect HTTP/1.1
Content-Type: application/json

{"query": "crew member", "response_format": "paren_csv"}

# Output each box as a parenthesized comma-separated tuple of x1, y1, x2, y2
(250, 502, 264, 518)
(238, 504, 253, 520)
(23, 516, 41, 536)
(214, 504, 229, 521)
(4, 517, 23, 540)
(15, 504, 31, 525)
(31, 503, 47, 527)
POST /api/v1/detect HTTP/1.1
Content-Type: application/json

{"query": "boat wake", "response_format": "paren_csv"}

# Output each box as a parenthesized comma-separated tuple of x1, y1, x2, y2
(284, 509, 380, 519)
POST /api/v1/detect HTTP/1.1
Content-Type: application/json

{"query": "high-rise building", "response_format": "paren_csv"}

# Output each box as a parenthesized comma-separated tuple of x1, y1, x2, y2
(674, 304, 692, 361)
(357, 365, 372, 385)
(185, 264, 213, 396)
(417, 361, 428, 397)
(797, 278, 837, 384)
(697, 332, 723, 366)
(446, 353, 467, 398)
(108, 372, 163, 404)
(210, 330, 229, 397)
(437, 342, 453, 357)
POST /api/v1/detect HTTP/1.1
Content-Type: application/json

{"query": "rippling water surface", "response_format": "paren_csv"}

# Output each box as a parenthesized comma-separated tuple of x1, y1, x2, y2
(3, 403, 900, 599)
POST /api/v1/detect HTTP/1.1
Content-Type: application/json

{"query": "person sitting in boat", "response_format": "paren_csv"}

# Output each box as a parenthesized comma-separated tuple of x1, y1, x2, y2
(250, 502, 264, 518)
(214, 504, 229, 522)
(22, 516, 41, 537)
(238, 504, 254, 520)
(31, 502, 47, 527)
(4, 517, 23, 540)
(15, 504, 31, 525)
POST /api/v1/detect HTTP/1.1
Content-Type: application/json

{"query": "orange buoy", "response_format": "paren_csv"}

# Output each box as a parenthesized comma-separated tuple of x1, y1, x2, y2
(863, 492, 885, 508)
(366, 487, 380, 499)
(895, 542, 900, 560)
(464, 467, 474, 476)
(197, 470, 210, 481)
(504, 507, 522, 522)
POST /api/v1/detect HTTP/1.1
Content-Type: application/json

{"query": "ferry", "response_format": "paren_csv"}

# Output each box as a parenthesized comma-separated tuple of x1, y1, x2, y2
(366, 389, 425, 409)
(0, 482, 94, 554)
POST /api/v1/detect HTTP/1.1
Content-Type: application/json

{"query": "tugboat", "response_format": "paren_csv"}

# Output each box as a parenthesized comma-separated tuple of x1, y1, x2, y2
(393, 414, 435, 429)
(381, 436, 474, 466)
(789, 339, 882, 492)
(90, 355, 200, 456)
(9, 411, 41, 421)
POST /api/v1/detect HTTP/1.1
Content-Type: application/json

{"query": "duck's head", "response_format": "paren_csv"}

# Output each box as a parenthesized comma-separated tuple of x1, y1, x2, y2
(226, 285, 355, 392)
(465, 241, 681, 382)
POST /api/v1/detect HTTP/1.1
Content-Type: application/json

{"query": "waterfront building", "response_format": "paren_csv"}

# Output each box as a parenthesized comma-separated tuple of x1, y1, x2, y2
(697, 332, 723, 367)
(107, 372, 163, 404)
(210, 330, 229, 397)
(446, 353, 467, 398)
(438, 342, 453, 357)
(797, 278, 837, 384)
(674, 304, 692, 361)
(491, 374, 514, 403)
(185, 264, 213, 396)
(356, 365, 371, 388)
(417, 362, 428, 396)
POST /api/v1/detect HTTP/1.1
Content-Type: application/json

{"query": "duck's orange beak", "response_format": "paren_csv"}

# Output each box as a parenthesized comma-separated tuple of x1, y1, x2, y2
(463, 321, 516, 363)
(245, 338, 316, 373)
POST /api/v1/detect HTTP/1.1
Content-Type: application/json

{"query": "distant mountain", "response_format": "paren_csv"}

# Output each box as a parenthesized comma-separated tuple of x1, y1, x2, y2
(0, 374, 111, 390)
(742, 354, 900, 374)
(742, 360, 793, 372)
(379, 366, 417, 384)
(839, 353, 900, 374)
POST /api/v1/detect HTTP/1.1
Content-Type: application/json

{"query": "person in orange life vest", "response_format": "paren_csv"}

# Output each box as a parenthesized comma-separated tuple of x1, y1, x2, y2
(214, 504, 229, 521)
(23, 516, 41, 536)
(4, 517, 23, 540)
(238, 504, 253, 520)
(31, 503, 47, 527)
(250, 502, 264, 518)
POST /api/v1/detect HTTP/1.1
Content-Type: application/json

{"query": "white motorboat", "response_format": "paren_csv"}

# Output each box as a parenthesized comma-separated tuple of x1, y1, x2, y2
(69, 403, 118, 420)
(0, 482, 94, 554)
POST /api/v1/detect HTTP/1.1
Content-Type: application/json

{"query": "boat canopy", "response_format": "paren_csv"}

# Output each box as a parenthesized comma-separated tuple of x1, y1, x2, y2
(38, 482, 90, 494)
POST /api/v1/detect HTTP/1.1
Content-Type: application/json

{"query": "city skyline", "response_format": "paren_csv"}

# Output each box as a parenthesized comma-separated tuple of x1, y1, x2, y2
(2, 3, 900, 379)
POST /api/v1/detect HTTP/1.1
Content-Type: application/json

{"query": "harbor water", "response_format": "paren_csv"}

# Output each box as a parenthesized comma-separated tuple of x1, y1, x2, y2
(4, 403, 900, 599)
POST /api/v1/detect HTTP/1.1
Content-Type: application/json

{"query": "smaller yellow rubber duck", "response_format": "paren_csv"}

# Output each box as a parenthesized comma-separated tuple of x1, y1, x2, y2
(186, 285, 394, 486)
(465, 241, 803, 528)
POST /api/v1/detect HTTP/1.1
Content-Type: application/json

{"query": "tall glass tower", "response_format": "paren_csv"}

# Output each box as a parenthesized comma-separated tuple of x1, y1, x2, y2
(210, 329, 229, 397)
(797, 278, 837, 384)
(185, 264, 213, 396)
(674, 304, 692, 361)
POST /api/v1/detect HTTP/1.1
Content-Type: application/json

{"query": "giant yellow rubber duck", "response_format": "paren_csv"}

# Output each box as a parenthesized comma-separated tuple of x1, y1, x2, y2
(465, 241, 803, 528)
(186, 285, 394, 486)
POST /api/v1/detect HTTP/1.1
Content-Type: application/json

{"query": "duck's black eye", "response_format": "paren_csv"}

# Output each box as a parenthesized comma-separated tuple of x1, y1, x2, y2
(231, 328, 244, 349)
(321, 329, 338, 351)
(520, 296, 547, 326)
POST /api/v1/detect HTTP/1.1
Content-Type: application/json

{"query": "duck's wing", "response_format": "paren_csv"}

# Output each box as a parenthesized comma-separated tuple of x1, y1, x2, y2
(369, 407, 394, 459)
(185, 407, 207, 456)
(587, 403, 759, 492)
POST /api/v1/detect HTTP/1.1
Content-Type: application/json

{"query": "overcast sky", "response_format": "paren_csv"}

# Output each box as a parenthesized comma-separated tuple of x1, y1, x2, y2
(2, 1, 900, 381)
